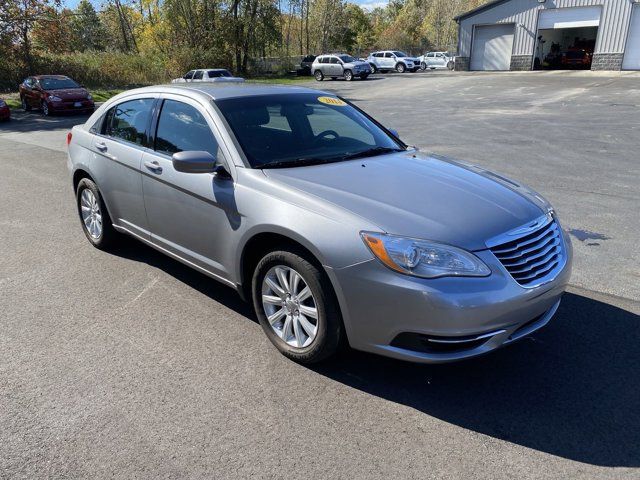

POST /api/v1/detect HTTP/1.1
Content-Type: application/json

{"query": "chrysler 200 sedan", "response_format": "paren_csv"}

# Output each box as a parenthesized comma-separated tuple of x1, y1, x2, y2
(67, 84, 572, 364)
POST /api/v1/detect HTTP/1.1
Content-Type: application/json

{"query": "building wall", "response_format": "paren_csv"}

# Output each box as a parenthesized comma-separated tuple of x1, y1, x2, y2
(458, 0, 635, 67)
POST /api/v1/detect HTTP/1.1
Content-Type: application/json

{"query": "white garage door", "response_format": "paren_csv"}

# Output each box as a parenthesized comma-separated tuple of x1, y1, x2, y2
(470, 24, 515, 71)
(538, 6, 601, 30)
(623, 6, 640, 70)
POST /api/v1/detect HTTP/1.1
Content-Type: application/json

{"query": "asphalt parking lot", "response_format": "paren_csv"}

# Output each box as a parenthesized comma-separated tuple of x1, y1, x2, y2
(1, 71, 639, 479)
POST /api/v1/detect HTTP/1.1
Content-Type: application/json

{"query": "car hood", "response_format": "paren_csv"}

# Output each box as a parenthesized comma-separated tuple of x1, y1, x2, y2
(345, 61, 371, 68)
(400, 57, 419, 62)
(263, 152, 546, 251)
(46, 88, 90, 100)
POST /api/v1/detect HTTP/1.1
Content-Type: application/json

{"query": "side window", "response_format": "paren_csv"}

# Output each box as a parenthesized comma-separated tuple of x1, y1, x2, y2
(193, 70, 204, 80)
(184, 71, 195, 80)
(103, 98, 154, 146)
(155, 100, 219, 157)
(330, 57, 339, 64)
(427, 53, 434, 58)
(321, 57, 329, 64)
(384, 52, 393, 58)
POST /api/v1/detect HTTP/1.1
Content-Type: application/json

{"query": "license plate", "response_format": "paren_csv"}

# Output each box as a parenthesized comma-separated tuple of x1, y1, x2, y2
(74, 102, 82, 107)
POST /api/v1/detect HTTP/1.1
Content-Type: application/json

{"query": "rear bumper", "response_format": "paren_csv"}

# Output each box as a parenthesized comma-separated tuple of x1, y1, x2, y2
(326, 237, 573, 363)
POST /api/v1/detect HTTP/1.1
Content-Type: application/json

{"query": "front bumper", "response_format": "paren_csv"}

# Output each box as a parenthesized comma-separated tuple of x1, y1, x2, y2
(49, 100, 95, 113)
(326, 237, 572, 363)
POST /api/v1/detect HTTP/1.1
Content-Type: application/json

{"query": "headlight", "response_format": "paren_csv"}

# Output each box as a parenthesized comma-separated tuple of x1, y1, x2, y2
(49, 96, 62, 102)
(0, 100, 6, 107)
(361, 232, 491, 279)
(87, 94, 93, 100)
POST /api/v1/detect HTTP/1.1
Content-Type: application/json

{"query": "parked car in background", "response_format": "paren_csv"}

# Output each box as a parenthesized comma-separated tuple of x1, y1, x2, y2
(19, 75, 94, 116)
(418, 51, 455, 70)
(367, 51, 420, 73)
(297, 55, 316, 76)
(171, 69, 244, 83)
(67, 83, 571, 365)
(312, 54, 371, 81)
(0, 99, 10, 121)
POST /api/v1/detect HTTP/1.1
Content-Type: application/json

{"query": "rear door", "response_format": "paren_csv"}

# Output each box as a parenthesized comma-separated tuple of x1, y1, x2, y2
(470, 24, 515, 71)
(141, 94, 237, 280)
(91, 97, 156, 238)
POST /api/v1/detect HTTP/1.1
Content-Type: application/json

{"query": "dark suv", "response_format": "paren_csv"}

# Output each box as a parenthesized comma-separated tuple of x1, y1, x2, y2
(297, 55, 317, 76)
(19, 75, 95, 116)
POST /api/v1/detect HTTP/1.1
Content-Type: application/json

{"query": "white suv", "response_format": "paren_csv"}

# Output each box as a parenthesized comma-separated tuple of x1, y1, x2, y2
(367, 51, 420, 73)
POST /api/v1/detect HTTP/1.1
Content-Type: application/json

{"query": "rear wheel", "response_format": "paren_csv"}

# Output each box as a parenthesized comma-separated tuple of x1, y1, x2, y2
(344, 69, 353, 81)
(447, 60, 455, 70)
(314, 70, 324, 81)
(252, 249, 343, 364)
(369, 63, 377, 73)
(420, 62, 427, 71)
(21, 96, 32, 111)
(76, 178, 118, 250)
(396, 62, 406, 73)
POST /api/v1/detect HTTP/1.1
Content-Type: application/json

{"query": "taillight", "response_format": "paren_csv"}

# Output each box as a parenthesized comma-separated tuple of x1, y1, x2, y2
(66, 132, 72, 146)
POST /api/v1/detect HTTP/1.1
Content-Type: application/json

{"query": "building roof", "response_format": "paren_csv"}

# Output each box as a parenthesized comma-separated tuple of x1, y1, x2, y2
(454, 0, 511, 22)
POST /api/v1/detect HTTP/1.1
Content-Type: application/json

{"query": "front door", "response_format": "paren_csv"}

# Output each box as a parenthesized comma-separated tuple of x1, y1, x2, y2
(141, 95, 237, 280)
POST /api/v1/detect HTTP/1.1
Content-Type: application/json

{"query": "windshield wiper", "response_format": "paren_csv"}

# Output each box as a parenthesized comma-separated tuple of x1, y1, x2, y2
(257, 157, 340, 169)
(340, 146, 404, 160)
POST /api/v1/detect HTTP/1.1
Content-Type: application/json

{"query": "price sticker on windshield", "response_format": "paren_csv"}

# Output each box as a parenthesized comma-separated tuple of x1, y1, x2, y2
(317, 96, 346, 106)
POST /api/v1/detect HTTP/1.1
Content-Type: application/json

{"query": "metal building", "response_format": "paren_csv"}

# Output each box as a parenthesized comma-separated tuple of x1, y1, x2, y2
(455, 0, 640, 71)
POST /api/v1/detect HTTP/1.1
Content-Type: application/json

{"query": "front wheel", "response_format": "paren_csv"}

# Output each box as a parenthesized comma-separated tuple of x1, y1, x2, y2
(344, 69, 353, 81)
(369, 63, 377, 73)
(252, 249, 343, 364)
(396, 63, 406, 73)
(314, 70, 324, 81)
(41, 101, 50, 116)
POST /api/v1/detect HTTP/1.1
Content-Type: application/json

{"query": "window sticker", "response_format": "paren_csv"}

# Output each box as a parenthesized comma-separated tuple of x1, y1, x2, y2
(317, 96, 346, 106)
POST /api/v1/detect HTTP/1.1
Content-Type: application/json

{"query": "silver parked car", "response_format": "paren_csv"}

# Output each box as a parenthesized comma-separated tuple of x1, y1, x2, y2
(367, 51, 420, 73)
(418, 51, 455, 70)
(171, 69, 244, 83)
(67, 84, 572, 364)
(311, 54, 371, 81)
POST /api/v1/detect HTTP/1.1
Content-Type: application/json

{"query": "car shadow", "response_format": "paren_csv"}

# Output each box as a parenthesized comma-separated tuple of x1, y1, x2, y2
(0, 109, 93, 132)
(110, 237, 639, 467)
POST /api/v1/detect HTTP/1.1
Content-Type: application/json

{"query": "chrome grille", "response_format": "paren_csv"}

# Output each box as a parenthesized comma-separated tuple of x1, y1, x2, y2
(489, 215, 564, 287)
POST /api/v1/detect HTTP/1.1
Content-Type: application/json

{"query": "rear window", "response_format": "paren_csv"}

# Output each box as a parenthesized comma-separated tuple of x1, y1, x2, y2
(103, 98, 154, 146)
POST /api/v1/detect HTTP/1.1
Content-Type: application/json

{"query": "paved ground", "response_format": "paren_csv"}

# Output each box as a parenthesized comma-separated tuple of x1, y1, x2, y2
(1, 71, 639, 479)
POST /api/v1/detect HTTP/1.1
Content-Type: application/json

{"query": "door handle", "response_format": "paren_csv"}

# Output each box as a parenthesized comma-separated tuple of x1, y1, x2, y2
(144, 160, 163, 173)
(95, 142, 107, 152)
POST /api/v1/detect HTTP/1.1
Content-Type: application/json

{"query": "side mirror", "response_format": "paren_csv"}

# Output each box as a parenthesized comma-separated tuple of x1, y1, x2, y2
(172, 151, 217, 174)
(388, 129, 400, 139)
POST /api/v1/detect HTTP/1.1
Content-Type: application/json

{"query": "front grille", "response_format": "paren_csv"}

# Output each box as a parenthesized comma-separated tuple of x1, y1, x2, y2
(490, 216, 564, 287)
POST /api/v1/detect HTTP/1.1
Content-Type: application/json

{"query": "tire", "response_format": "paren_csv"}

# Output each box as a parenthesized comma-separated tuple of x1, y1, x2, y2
(360, 73, 369, 80)
(21, 96, 31, 111)
(41, 101, 50, 116)
(396, 63, 406, 73)
(76, 178, 118, 250)
(314, 70, 324, 81)
(252, 249, 343, 364)
(369, 63, 377, 73)
(447, 60, 454, 70)
(331, 77, 337, 80)
(344, 69, 353, 81)
(420, 62, 427, 71)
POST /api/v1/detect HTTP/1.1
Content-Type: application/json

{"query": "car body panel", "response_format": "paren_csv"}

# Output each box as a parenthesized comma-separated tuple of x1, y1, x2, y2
(0, 100, 10, 120)
(67, 83, 572, 364)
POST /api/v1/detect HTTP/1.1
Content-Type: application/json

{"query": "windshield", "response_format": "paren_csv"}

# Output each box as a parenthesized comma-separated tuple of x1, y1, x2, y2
(40, 77, 80, 90)
(393, 51, 409, 57)
(338, 55, 356, 63)
(216, 93, 404, 168)
(209, 70, 232, 77)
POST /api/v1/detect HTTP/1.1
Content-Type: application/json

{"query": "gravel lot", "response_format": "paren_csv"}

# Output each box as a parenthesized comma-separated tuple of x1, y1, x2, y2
(1, 71, 639, 479)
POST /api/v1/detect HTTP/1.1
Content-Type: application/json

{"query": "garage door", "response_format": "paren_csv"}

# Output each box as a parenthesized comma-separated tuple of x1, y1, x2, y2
(538, 6, 601, 30)
(623, 6, 640, 70)
(470, 24, 515, 71)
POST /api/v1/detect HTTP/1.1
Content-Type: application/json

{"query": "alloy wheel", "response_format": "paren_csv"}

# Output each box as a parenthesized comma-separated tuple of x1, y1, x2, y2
(42, 101, 49, 116)
(80, 188, 103, 239)
(261, 265, 318, 348)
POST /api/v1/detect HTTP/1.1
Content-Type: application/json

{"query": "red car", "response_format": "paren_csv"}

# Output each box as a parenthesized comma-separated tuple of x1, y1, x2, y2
(0, 99, 10, 121)
(19, 75, 95, 116)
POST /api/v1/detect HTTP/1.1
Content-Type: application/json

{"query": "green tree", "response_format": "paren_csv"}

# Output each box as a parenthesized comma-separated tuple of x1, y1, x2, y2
(70, 0, 107, 51)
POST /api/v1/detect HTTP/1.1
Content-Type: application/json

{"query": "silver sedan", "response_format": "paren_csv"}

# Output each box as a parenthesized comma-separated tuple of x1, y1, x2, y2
(67, 84, 572, 364)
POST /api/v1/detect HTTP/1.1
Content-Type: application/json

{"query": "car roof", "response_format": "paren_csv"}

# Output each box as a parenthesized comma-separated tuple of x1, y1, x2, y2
(33, 75, 70, 80)
(120, 83, 332, 101)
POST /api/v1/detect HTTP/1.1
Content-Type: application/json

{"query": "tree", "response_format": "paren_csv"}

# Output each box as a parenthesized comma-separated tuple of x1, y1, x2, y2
(70, 0, 107, 51)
